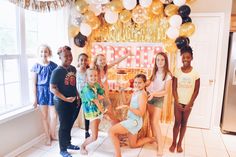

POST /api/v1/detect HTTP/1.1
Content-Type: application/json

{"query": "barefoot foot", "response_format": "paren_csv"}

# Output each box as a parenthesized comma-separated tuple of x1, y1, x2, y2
(169, 144, 176, 152)
(45, 137, 51, 146)
(80, 147, 88, 155)
(177, 145, 183, 153)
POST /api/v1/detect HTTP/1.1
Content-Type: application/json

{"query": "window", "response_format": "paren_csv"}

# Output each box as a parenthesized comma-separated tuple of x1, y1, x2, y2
(0, 1, 68, 115)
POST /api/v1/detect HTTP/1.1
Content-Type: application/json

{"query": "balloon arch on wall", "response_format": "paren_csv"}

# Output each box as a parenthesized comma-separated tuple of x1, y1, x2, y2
(70, 0, 196, 53)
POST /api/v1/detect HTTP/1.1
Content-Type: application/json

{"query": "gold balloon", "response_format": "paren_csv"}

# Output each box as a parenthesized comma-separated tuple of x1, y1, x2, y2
(146, 7, 156, 19)
(160, 0, 173, 4)
(150, 1, 164, 15)
(75, 0, 88, 13)
(186, 0, 197, 4)
(88, 17, 101, 30)
(84, 11, 96, 22)
(164, 4, 178, 17)
(68, 25, 79, 38)
(163, 39, 178, 52)
(132, 5, 148, 24)
(180, 22, 196, 37)
(109, 0, 123, 13)
(119, 10, 132, 23)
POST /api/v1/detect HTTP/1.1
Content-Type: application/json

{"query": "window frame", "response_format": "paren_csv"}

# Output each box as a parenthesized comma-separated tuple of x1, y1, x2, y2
(0, 5, 32, 116)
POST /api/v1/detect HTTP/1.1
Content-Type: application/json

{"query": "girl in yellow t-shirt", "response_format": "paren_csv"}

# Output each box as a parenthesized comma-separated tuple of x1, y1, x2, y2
(169, 46, 200, 153)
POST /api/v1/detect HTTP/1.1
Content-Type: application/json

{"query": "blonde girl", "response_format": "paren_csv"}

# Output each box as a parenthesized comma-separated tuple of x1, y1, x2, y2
(92, 52, 131, 123)
(31, 44, 58, 146)
(80, 68, 106, 155)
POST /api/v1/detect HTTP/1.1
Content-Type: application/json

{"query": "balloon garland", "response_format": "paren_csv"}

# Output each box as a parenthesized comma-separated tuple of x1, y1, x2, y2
(70, 0, 196, 53)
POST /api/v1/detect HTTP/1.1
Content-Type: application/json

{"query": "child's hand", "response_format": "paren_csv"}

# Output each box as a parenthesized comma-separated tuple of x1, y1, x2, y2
(98, 95, 104, 100)
(148, 93, 154, 101)
(175, 103, 184, 111)
(66, 97, 76, 103)
(116, 105, 129, 110)
(184, 104, 193, 111)
(33, 100, 37, 109)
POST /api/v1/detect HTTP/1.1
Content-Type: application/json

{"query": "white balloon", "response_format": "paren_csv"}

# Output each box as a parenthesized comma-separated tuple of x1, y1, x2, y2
(173, 0, 186, 6)
(104, 10, 118, 24)
(169, 15, 182, 28)
(87, 0, 109, 5)
(139, 0, 152, 8)
(166, 27, 179, 39)
(122, 0, 137, 10)
(160, 0, 173, 4)
(89, 4, 102, 16)
(80, 23, 92, 36)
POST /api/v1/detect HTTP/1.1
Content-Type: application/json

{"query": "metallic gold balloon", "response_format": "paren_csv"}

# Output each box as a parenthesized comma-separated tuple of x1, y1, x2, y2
(88, 17, 101, 30)
(109, 0, 123, 13)
(119, 10, 132, 23)
(68, 25, 80, 38)
(146, 7, 156, 19)
(186, 0, 197, 4)
(179, 22, 195, 36)
(132, 5, 148, 24)
(163, 39, 178, 52)
(75, 0, 88, 13)
(84, 10, 96, 22)
(160, 0, 173, 4)
(150, 1, 164, 15)
(164, 4, 178, 17)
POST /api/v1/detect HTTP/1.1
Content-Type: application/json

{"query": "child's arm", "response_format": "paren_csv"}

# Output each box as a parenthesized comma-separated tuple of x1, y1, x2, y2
(107, 51, 132, 69)
(32, 72, 38, 108)
(185, 78, 200, 110)
(50, 84, 75, 103)
(172, 76, 184, 111)
(148, 79, 172, 100)
(93, 99, 105, 113)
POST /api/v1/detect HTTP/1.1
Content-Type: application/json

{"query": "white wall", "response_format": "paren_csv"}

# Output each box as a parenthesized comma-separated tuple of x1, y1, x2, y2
(0, 109, 43, 156)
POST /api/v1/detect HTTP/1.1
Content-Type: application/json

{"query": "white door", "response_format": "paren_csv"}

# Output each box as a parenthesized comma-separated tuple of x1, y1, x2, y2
(176, 15, 222, 128)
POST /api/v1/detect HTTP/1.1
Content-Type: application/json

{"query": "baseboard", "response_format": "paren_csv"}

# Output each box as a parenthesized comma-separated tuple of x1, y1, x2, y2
(4, 134, 45, 157)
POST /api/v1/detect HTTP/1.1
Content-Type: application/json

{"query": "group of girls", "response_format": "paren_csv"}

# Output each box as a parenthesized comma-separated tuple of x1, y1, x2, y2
(32, 44, 199, 157)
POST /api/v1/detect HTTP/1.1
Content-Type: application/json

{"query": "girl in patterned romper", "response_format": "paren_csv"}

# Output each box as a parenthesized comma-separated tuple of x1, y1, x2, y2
(109, 74, 155, 157)
(80, 68, 107, 155)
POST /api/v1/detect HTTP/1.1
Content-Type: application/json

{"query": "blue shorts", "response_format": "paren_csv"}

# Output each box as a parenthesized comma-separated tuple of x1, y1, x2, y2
(37, 86, 54, 106)
(120, 117, 143, 135)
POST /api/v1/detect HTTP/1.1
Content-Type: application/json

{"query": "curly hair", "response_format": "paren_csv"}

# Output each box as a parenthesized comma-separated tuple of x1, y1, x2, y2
(57, 45, 71, 55)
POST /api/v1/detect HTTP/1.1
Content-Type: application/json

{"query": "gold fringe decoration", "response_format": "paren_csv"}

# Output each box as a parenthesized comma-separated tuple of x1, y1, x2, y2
(8, 0, 73, 12)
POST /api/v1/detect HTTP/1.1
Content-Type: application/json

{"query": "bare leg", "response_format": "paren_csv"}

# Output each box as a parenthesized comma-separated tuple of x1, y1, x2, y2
(169, 105, 182, 152)
(49, 105, 57, 140)
(177, 109, 192, 153)
(148, 105, 163, 155)
(40, 105, 51, 145)
(128, 133, 154, 148)
(80, 119, 100, 155)
(109, 123, 130, 157)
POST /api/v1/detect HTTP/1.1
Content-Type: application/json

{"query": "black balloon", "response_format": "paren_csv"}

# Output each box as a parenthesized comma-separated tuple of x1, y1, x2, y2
(186, 37, 190, 45)
(178, 5, 191, 18)
(182, 16, 192, 24)
(74, 32, 87, 48)
(175, 36, 188, 49)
